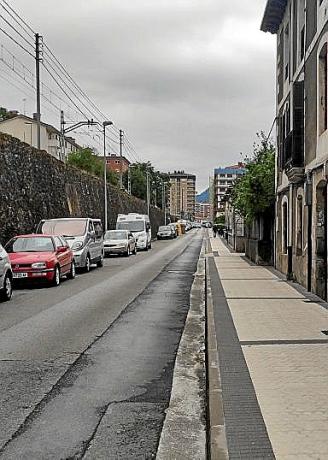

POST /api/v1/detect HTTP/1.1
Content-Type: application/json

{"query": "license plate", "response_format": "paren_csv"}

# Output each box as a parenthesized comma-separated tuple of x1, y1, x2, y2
(13, 272, 28, 279)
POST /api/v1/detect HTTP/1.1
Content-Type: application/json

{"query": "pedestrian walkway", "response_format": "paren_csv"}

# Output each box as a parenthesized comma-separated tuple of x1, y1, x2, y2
(208, 237, 328, 460)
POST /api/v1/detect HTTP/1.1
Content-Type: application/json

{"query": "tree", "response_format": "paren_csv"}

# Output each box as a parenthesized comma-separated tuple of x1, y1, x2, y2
(67, 147, 119, 185)
(230, 132, 275, 224)
(123, 162, 170, 206)
(214, 215, 225, 225)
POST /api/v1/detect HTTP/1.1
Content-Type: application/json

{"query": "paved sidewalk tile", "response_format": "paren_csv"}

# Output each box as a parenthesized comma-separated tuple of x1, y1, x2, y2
(243, 344, 328, 460)
(209, 237, 328, 460)
(218, 268, 277, 280)
(220, 279, 305, 299)
(228, 298, 328, 341)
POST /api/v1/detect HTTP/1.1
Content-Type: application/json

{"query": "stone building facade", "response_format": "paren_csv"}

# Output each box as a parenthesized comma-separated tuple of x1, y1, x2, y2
(262, 0, 328, 299)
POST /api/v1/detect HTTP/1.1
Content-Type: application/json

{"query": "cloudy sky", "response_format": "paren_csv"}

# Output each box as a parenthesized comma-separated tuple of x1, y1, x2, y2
(1, 0, 275, 192)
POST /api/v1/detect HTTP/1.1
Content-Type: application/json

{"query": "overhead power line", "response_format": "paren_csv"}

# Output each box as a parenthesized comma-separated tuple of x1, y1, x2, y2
(0, 14, 34, 48)
(0, 26, 33, 57)
(0, 0, 35, 34)
(0, 1, 145, 163)
(0, 0, 34, 39)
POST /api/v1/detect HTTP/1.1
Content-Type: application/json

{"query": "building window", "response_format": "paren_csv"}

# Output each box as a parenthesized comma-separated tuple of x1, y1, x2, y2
(297, 196, 303, 252)
(298, 0, 305, 63)
(282, 200, 288, 254)
(284, 24, 290, 80)
(319, 43, 328, 134)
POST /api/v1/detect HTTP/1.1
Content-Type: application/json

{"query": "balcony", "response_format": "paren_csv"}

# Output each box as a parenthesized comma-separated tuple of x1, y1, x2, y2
(281, 130, 304, 183)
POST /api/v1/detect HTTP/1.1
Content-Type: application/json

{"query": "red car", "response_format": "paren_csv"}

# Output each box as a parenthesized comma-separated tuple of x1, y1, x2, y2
(5, 234, 75, 286)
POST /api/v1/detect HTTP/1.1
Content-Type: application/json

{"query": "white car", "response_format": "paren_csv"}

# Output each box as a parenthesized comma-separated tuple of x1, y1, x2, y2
(0, 243, 13, 301)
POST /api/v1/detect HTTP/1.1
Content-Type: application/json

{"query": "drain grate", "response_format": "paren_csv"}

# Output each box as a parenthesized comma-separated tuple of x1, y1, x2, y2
(322, 330, 328, 336)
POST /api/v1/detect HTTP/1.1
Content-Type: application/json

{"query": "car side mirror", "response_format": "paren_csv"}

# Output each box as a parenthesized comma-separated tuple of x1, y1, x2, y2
(89, 231, 96, 239)
(57, 246, 67, 254)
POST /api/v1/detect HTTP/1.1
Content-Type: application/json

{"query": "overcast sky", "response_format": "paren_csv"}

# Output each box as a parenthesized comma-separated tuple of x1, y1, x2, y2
(1, 0, 275, 192)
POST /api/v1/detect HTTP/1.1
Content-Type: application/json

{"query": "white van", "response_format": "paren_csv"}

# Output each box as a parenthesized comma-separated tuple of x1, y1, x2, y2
(116, 213, 151, 250)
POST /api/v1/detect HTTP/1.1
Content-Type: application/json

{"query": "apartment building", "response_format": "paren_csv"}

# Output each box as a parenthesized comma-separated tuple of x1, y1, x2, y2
(168, 171, 196, 220)
(0, 114, 80, 161)
(213, 163, 245, 217)
(106, 154, 130, 174)
(261, 0, 328, 299)
(195, 202, 212, 222)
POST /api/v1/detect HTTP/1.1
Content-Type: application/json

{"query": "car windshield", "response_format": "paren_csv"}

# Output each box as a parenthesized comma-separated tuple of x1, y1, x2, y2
(159, 226, 170, 231)
(117, 221, 145, 232)
(6, 237, 54, 253)
(105, 231, 127, 240)
(40, 220, 87, 237)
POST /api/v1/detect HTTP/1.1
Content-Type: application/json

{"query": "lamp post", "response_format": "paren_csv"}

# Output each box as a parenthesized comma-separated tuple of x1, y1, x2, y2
(103, 121, 113, 231)
(162, 180, 167, 225)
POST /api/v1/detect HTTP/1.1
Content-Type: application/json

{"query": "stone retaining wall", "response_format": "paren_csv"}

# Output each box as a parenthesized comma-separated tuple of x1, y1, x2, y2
(0, 133, 165, 244)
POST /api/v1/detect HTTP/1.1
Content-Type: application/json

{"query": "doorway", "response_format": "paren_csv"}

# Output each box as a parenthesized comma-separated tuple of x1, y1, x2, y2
(315, 181, 327, 300)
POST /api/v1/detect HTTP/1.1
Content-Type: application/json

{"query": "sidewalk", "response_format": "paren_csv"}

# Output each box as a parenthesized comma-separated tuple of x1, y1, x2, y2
(208, 237, 328, 460)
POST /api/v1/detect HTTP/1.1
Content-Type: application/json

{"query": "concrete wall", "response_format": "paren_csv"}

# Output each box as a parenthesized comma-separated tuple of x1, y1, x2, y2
(0, 133, 165, 244)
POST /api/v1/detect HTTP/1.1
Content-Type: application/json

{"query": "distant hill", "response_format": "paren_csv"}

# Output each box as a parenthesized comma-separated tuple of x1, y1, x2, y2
(196, 188, 209, 203)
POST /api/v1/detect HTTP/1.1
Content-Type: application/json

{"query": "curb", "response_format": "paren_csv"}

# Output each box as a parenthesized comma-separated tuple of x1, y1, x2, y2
(205, 253, 229, 460)
(156, 240, 207, 459)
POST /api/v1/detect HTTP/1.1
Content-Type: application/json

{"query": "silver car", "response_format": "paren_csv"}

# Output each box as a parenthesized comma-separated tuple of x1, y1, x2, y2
(37, 218, 104, 272)
(104, 230, 137, 257)
(157, 225, 174, 240)
(0, 243, 13, 301)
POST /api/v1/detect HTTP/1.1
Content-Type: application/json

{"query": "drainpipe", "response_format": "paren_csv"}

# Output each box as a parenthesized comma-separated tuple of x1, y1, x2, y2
(305, 171, 312, 292)
(287, 184, 293, 280)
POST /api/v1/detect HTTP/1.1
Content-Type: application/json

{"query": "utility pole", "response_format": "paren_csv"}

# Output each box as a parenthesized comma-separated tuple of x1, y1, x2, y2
(128, 166, 131, 194)
(103, 121, 113, 231)
(35, 33, 42, 150)
(60, 110, 65, 161)
(162, 181, 167, 225)
(119, 129, 124, 189)
(146, 169, 150, 216)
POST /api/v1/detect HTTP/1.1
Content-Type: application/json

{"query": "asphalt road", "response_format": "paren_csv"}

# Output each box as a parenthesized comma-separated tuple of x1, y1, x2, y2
(0, 230, 203, 459)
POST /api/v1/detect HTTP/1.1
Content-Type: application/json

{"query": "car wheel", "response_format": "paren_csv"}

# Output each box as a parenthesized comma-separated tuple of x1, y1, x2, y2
(68, 260, 76, 279)
(133, 246, 137, 255)
(149, 241, 152, 249)
(125, 246, 130, 257)
(52, 266, 61, 287)
(1, 273, 12, 301)
(84, 255, 91, 272)
(97, 254, 104, 267)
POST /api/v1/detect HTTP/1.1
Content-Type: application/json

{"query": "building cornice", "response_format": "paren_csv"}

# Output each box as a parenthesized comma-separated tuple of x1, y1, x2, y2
(261, 0, 288, 34)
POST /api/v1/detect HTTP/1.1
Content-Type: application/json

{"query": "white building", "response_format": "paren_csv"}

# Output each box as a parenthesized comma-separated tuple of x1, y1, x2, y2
(0, 114, 80, 161)
(213, 163, 245, 216)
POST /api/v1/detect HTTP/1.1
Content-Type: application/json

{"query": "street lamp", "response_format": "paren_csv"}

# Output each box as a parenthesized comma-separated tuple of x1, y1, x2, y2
(162, 180, 168, 225)
(103, 120, 113, 231)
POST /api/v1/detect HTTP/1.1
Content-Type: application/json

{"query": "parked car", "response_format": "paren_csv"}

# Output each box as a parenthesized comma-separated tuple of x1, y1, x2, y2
(5, 234, 75, 286)
(0, 243, 13, 301)
(37, 218, 104, 272)
(104, 230, 137, 257)
(116, 213, 151, 251)
(157, 225, 175, 240)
